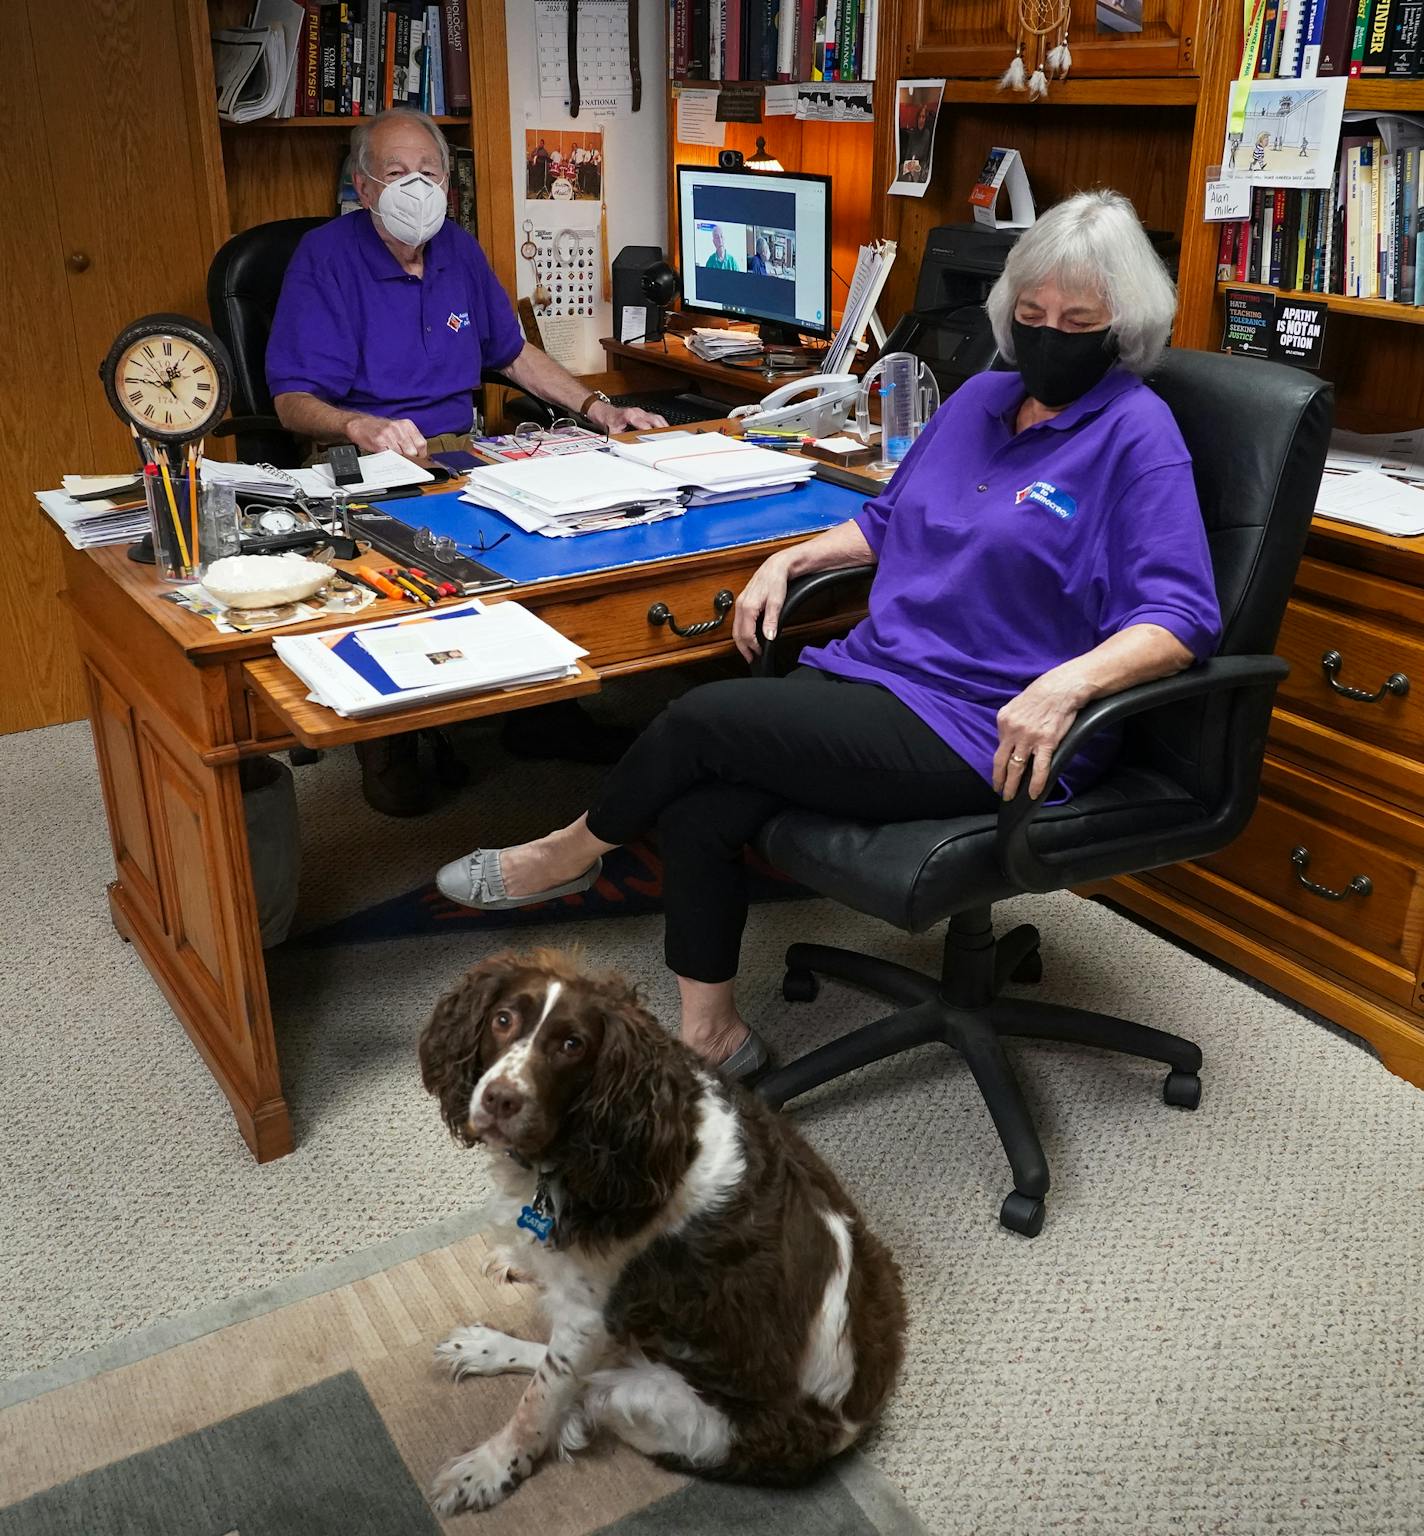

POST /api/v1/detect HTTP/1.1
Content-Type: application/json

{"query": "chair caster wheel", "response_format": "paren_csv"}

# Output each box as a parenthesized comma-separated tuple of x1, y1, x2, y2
(1163, 1070, 1202, 1109)
(1010, 949, 1043, 984)
(782, 967, 820, 1003)
(999, 1191, 1045, 1238)
(289, 747, 322, 767)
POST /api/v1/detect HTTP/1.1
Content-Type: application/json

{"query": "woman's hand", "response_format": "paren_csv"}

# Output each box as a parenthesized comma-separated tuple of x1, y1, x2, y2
(993, 669, 1085, 801)
(733, 550, 793, 663)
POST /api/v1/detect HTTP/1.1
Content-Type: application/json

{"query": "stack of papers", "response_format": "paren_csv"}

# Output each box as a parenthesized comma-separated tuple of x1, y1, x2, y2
(1326, 427, 1424, 486)
(686, 327, 764, 362)
(823, 240, 897, 376)
(273, 601, 587, 719)
(201, 451, 433, 501)
(1315, 469, 1424, 537)
(461, 453, 687, 537)
(212, 0, 303, 123)
(36, 477, 148, 550)
(608, 431, 815, 505)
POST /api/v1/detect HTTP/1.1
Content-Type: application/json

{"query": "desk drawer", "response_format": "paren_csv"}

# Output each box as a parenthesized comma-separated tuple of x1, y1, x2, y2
(522, 558, 867, 670)
(1156, 760, 1424, 1007)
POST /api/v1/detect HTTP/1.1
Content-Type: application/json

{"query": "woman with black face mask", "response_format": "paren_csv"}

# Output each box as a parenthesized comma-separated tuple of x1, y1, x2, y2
(434, 190, 1222, 1089)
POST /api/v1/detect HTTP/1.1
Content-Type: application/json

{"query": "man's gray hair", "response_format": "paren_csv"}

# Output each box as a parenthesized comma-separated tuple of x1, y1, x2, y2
(351, 107, 450, 181)
(984, 188, 1177, 377)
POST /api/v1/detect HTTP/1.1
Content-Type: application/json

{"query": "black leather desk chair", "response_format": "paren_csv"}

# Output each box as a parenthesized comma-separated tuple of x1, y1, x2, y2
(753, 350, 1333, 1238)
(206, 217, 554, 467)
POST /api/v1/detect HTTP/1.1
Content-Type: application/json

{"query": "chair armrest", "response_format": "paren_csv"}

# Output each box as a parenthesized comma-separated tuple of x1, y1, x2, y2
(213, 414, 287, 438)
(997, 654, 1289, 893)
(753, 564, 876, 677)
(479, 369, 565, 428)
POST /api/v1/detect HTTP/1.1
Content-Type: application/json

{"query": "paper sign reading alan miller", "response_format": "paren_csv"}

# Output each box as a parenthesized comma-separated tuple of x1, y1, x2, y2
(1219, 76, 1347, 191)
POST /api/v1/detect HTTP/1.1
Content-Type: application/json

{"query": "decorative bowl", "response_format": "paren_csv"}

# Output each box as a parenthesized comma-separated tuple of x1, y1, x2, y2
(201, 554, 336, 610)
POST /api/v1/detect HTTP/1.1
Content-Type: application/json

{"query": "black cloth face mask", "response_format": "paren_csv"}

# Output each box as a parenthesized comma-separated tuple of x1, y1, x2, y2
(1010, 320, 1120, 408)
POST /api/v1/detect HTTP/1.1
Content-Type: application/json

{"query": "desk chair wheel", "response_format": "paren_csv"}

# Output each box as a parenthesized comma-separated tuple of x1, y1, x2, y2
(289, 747, 322, 767)
(1163, 1069, 1202, 1110)
(999, 1190, 1046, 1238)
(782, 967, 820, 1004)
(1010, 949, 1043, 984)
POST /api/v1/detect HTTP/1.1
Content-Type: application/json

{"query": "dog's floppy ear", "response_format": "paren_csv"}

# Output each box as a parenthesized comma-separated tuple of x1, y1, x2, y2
(555, 976, 697, 1245)
(419, 953, 517, 1142)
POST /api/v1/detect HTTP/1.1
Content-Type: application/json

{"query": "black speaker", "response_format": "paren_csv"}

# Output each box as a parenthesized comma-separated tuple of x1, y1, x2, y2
(612, 246, 680, 343)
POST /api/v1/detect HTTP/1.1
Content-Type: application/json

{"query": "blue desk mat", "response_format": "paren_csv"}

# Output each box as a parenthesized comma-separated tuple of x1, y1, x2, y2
(368, 476, 869, 586)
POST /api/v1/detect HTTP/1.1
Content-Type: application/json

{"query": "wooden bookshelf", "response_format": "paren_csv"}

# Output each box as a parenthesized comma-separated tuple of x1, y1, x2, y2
(1344, 80, 1424, 110)
(229, 114, 473, 129)
(1217, 282, 1424, 327)
(942, 77, 1200, 107)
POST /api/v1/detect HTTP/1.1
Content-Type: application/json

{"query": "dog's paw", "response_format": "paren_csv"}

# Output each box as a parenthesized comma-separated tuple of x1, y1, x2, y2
(436, 1325, 543, 1381)
(430, 1442, 527, 1516)
(481, 1247, 535, 1287)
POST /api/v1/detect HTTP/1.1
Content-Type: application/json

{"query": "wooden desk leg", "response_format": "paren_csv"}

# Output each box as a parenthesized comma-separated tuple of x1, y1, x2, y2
(73, 611, 293, 1162)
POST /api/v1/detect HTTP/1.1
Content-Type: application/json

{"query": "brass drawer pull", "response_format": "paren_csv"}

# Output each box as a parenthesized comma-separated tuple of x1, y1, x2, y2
(1320, 649, 1409, 704)
(1290, 845, 1372, 902)
(648, 589, 734, 638)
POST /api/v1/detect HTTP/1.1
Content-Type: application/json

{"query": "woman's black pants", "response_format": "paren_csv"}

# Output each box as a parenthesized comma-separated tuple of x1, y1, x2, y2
(584, 668, 1001, 983)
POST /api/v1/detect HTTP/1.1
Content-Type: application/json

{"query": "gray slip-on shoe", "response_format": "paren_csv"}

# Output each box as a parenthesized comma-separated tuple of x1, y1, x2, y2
(717, 1027, 771, 1085)
(436, 848, 603, 910)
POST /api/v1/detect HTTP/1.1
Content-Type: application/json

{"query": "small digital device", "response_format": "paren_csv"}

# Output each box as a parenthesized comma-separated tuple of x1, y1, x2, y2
(326, 443, 362, 486)
(675, 164, 833, 346)
(430, 449, 481, 472)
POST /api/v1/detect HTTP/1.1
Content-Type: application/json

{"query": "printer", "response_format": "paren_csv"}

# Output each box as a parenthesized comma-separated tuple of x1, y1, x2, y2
(880, 223, 1022, 399)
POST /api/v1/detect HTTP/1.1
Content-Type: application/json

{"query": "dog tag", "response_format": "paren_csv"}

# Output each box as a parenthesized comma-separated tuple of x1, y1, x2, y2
(517, 1177, 556, 1244)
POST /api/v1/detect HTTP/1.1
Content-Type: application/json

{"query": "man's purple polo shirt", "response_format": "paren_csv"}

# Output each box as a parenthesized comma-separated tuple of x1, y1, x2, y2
(800, 366, 1222, 798)
(265, 211, 525, 439)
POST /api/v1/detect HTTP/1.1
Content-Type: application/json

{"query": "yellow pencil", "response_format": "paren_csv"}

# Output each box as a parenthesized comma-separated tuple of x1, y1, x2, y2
(159, 458, 192, 574)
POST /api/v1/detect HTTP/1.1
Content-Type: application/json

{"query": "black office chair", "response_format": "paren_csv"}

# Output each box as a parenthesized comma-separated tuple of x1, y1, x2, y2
(205, 217, 555, 466)
(752, 350, 1333, 1238)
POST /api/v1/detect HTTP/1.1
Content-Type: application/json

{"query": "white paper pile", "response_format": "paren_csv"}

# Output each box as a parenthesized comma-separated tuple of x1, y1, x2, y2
(1325, 427, 1424, 486)
(609, 431, 814, 505)
(461, 453, 687, 537)
(1315, 468, 1424, 537)
(686, 327, 764, 362)
(200, 451, 433, 501)
(36, 477, 148, 550)
(212, 0, 303, 123)
(272, 601, 586, 719)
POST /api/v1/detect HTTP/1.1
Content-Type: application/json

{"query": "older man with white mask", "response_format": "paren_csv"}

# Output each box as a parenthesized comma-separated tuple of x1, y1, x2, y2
(267, 107, 663, 457)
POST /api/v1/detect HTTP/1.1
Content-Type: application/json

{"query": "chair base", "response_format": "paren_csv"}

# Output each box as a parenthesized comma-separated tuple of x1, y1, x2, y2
(756, 907, 1203, 1238)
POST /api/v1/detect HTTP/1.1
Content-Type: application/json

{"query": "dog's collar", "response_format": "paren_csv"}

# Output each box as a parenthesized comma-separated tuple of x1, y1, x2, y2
(506, 1150, 533, 1170)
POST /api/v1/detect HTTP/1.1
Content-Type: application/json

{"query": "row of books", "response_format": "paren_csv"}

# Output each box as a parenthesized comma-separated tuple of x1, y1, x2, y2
(671, 0, 879, 84)
(1247, 0, 1424, 79)
(1216, 123, 1424, 303)
(293, 0, 470, 117)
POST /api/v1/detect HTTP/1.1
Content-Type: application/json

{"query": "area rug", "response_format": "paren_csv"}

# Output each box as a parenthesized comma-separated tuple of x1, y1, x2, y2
(0, 1226, 926, 1536)
(295, 838, 811, 948)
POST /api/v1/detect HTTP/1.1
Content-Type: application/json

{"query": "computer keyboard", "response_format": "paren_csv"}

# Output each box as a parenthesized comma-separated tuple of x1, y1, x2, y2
(610, 391, 732, 426)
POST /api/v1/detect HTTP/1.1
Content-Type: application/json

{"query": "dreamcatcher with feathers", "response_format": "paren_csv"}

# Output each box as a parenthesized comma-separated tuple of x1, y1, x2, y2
(998, 0, 1073, 100)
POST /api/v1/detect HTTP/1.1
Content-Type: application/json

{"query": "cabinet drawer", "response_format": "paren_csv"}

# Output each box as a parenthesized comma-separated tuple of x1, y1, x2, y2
(1156, 763, 1424, 1007)
(1275, 599, 1424, 761)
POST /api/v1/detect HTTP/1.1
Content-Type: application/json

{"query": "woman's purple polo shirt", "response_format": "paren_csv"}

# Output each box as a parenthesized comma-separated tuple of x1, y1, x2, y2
(265, 211, 525, 439)
(800, 367, 1222, 798)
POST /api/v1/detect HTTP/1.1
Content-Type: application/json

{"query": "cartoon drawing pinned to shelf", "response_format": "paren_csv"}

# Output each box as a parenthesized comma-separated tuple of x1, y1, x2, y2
(1220, 79, 1348, 191)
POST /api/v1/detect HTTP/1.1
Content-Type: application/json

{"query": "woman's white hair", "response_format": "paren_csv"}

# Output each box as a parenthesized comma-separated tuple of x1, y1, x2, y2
(985, 189, 1177, 377)
(351, 107, 450, 182)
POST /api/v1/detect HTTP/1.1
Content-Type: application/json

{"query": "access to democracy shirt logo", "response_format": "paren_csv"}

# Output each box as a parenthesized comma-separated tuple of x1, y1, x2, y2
(1015, 481, 1077, 520)
(446, 311, 470, 333)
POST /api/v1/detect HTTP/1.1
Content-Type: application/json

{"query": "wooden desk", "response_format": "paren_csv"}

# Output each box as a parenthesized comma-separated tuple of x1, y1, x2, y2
(599, 332, 821, 408)
(63, 471, 867, 1162)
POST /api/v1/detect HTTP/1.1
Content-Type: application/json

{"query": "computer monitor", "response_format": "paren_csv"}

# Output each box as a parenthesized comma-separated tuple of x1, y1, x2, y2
(675, 164, 832, 345)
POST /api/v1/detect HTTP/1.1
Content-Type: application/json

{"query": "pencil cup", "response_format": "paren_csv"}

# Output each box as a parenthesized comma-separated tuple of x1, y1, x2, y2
(196, 483, 241, 578)
(143, 465, 199, 582)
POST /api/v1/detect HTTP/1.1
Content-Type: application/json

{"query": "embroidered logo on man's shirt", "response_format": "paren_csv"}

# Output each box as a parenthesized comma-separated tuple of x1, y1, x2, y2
(1015, 481, 1077, 520)
(446, 311, 470, 333)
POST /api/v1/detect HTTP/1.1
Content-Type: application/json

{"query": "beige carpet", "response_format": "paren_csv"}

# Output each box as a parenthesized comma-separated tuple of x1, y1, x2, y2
(4, 711, 1424, 1534)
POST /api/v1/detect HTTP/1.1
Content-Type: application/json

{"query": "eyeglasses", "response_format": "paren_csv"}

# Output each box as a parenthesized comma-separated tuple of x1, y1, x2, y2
(414, 524, 509, 560)
(510, 416, 609, 455)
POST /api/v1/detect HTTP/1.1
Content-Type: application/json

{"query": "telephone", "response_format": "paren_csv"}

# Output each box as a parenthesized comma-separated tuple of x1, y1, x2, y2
(728, 374, 861, 439)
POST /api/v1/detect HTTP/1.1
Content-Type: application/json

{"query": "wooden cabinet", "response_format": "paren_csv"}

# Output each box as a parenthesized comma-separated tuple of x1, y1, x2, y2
(900, 0, 1201, 79)
(0, 0, 218, 735)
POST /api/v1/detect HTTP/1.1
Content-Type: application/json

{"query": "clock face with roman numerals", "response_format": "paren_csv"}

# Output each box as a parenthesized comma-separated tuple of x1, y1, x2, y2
(100, 313, 232, 444)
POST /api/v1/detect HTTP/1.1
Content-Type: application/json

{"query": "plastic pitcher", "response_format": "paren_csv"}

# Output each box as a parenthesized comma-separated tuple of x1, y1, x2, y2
(854, 352, 940, 470)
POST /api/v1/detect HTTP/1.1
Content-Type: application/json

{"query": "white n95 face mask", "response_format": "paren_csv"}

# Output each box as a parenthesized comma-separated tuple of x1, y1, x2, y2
(375, 172, 447, 247)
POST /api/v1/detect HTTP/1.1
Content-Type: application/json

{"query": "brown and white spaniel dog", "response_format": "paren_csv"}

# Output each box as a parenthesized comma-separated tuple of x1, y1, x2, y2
(418, 948, 905, 1516)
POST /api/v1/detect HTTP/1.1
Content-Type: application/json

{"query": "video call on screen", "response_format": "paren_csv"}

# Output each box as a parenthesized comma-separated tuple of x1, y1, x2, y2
(689, 183, 799, 321)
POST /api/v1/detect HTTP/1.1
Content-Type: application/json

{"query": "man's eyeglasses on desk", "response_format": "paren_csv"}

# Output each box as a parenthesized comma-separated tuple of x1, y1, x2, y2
(414, 523, 510, 559)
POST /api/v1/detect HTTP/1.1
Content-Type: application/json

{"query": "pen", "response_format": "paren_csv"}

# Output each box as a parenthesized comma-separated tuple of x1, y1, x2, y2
(335, 567, 390, 599)
(354, 567, 406, 602)
(386, 571, 436, 606)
